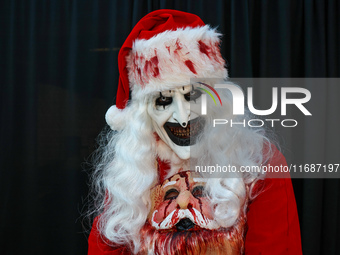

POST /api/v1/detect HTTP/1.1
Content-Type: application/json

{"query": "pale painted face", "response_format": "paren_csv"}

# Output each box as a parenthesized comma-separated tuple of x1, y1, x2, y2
(148, 171, 219, 231)
(147, 85, 204, 159)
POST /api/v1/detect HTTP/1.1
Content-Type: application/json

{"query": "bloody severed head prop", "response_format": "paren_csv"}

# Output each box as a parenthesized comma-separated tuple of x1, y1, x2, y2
(138, 171, 246, 255)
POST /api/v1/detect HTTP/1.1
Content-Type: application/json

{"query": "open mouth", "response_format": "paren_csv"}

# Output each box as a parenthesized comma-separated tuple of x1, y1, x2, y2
(175, 218, 196, 231)
(164, 117, 204, 146)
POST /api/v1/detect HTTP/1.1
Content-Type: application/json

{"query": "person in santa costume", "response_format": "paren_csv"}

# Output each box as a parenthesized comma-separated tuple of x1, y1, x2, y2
(88, 9, 302, 254)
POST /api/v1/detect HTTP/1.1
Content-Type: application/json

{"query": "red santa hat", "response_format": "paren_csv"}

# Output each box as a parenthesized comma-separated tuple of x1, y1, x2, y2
(106, 9, 228, 130)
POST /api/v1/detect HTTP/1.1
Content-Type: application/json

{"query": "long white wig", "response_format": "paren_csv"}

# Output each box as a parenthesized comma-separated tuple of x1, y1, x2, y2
(191, 80, 273, 228)
(90, 81, 273, 253)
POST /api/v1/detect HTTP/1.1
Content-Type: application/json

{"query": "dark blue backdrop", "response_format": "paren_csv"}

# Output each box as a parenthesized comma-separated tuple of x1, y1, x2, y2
(1, 1, 339, 254)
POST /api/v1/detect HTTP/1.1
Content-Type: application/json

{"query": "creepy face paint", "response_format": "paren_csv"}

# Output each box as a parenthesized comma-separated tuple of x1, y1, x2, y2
(147, 85, 204, 160)
(148, 171, 218, 231)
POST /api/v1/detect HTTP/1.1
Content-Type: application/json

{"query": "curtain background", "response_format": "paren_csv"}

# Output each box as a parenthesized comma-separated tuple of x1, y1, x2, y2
(1, 0, 339, 254)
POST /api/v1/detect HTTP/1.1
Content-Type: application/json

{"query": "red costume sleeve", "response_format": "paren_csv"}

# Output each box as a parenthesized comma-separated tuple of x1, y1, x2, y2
(88, 217, 130, 255)
(244, 147, 303, 254)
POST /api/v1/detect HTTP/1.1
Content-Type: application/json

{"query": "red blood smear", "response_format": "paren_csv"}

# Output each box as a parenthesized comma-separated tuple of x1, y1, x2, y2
(184, 60, 197, 74)
(144, 60, 150, 74)
(133, 52, 144, 84)
(153, 67, 159, 77)
(198, 40, 210, 57)
(187, 203, 199, 224)
(163, 199, 172, 220)
(175, 39, 182, 51)
(171, 209, 180, 226)
(178, 171, 190, 190)
(142, 55, 160, 80)
(150, 56, 159, 77)
(212, 42, 223, 64)
(197, 197, 203, 213)
(137, 68, 141, 79)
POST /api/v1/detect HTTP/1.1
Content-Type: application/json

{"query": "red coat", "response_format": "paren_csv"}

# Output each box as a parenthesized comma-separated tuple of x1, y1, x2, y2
(88, 148, 302, 254)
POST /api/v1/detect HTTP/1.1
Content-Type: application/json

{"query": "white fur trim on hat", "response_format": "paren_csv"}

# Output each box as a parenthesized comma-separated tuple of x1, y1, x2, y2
(126, 25, 228, 99)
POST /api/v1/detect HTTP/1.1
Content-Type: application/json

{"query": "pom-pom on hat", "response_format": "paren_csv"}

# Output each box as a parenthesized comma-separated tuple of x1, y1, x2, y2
(106, 9, 228, 130)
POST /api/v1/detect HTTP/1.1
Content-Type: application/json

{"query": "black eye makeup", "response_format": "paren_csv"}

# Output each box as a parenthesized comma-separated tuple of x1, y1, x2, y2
(191, 185, 206, 198)
(164, 188, 179, 200)
(155, 92, 173, 109)
(184, 86, 202, 102)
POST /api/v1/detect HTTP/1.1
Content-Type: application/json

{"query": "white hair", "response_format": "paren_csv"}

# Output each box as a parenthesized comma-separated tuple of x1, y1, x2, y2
(192, 81, 273, 228)
(90, 97, 157, 252)
(90, 81, 274, 253)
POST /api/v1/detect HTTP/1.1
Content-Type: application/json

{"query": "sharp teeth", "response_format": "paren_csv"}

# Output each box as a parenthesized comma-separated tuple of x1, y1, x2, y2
(168, 123, 201, 138)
